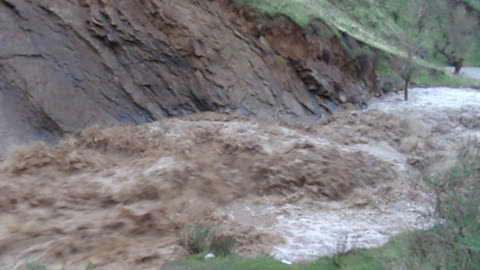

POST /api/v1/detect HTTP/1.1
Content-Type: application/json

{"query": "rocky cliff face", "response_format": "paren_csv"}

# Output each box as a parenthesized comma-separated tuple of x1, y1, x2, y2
(0, 0, 374, 154)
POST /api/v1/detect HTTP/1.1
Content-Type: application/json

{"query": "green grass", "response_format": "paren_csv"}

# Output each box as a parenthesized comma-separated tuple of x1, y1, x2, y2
(166, 235, 410, 270)
(467, 43, 480, 66)
(377, 51, 480, 89)
(233, 0, 406, 56)
(166, 251, 374, 270)
(412, 68, 480, 88)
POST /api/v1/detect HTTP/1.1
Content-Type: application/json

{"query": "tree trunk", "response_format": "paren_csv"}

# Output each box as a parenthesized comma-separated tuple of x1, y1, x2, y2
(404, 77, 410, 101)
(453, 59, 463, 74)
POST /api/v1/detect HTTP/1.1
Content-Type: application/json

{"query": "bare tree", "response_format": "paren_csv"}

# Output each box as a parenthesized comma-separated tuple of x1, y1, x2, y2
(432, 2, 477, 74)
(393, 0, 432, 101)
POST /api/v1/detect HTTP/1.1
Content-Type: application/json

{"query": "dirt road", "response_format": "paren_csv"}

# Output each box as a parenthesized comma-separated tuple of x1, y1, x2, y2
(459, 67, 480, 80)
(446, 67, 480, 80)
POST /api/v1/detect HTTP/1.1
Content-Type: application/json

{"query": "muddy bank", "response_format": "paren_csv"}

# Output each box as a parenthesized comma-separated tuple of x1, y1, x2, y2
(0, 0, 376, 156)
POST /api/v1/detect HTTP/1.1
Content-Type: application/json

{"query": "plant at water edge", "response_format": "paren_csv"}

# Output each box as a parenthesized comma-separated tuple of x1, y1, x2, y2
(180, 223, 236, 256)
(210, 234, 236, 257)
(403, 139, 480, 270)
(180, 224, 214, 254)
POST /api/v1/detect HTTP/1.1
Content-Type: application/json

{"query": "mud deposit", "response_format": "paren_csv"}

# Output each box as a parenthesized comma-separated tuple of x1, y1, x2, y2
(1, 87, 480, 269)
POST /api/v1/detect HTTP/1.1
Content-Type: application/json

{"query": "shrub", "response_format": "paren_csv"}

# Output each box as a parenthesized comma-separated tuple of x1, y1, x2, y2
(180, 224, 236, 256)
(330, 235, 352, 268)
(406, 139, 480, 270)
(210, 235, 236, 257)
(180, 224, 213, 254)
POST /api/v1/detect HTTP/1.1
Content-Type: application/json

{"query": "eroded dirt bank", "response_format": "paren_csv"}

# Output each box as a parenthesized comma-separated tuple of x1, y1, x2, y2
(1, 87, 479, 269)
(0, 0, 376, 156)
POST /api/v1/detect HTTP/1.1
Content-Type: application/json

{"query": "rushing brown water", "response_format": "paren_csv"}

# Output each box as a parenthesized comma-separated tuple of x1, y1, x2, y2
(1, 87, 480, 269)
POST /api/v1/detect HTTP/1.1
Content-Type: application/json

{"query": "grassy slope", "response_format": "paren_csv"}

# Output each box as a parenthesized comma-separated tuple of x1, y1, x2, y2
(233, 0, 405, 56)
(465, 0, 480, 66)
(234, 0, 479, 62)
(233, 0, 480, 87)
(465, 0, 480, 12)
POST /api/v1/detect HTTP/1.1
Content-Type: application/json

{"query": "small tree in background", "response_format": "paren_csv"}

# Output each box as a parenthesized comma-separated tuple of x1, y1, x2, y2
(393, 0, 432, 101)
(432, 2, 477, 74)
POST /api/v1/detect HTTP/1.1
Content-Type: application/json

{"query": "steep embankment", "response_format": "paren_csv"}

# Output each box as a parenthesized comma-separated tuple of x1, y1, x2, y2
(233, 0, 480, 73)
(0, 0, 376, 156)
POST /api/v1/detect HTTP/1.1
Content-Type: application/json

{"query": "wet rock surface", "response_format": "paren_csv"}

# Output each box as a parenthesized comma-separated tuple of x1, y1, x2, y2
(0, 0, 373, 155)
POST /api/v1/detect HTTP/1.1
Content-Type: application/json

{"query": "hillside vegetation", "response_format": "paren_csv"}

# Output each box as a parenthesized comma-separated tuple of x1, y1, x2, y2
(235, 0, 406, 56)
(465, 0, 480, 12)
(235, 0, 479, 63)
(234, 0, 480, 88)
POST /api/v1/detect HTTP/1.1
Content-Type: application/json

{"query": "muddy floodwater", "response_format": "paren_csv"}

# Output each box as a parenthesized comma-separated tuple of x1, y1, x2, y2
(1, 86, 480, 269)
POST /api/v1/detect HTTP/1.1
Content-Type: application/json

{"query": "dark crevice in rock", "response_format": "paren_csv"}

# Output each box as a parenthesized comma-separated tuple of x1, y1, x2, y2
(1, 0, 27, 20)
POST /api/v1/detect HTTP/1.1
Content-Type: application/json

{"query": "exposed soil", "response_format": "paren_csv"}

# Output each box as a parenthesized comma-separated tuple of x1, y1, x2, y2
(1, 87, 479, 269)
